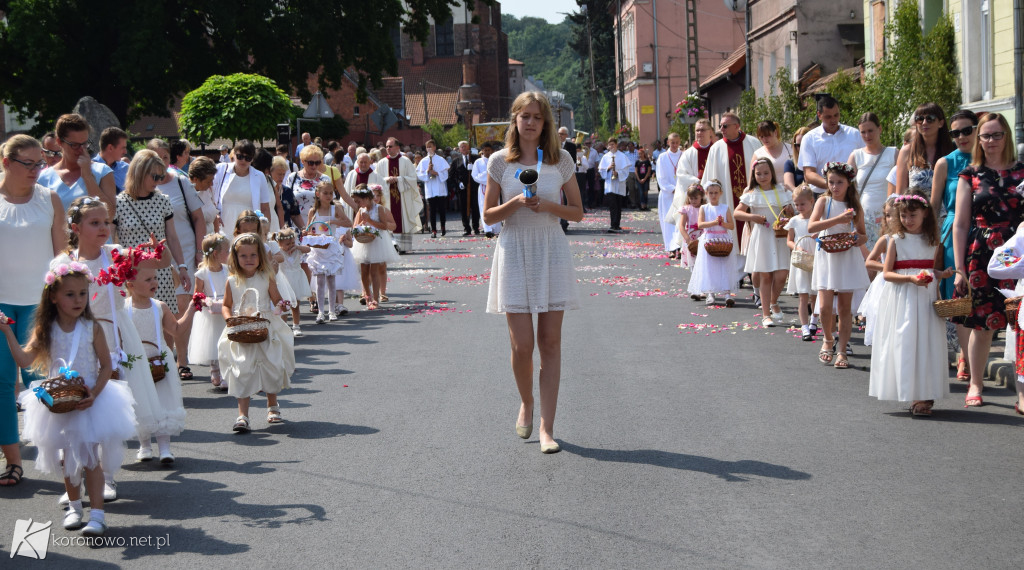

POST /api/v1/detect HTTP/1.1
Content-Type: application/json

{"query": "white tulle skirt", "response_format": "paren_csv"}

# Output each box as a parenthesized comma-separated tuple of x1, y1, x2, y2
(281, 265, 312, 299)
(857, 274, 885, 346)
(18, 380, 136, 485)
(188, 308, 225, 364)
(335, 246, 361, 291)
(352, 232, 401, 264)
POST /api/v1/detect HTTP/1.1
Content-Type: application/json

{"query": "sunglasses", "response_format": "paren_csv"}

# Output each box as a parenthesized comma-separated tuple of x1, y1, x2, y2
(949, 125, 975, 139)
(914, 114, 939, 124)
(305, 160, 322, 166)
(61, 138, 89, 150)
(42, 149, 62, 158)
(978, 132, 1005, 142)
(9, 157, 47, 172)
(150, 173, 165, 182)
(235, 154, 253, 162)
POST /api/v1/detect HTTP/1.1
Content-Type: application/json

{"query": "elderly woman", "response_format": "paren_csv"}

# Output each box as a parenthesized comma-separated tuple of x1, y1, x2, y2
(268, 156, 291, 229)
(343, 152, 383, 220)
(283, 145, 332, 229)
(952, 113, 1024, 407)
(0, 135, 66, 486)
(211, 140, 272, 233)
(36, 113, 117, 214)
(147, 139, 205, 379)
(188, 156, 220, 234)
(252, 149, 285, 230)
(115, 150, 192, 314)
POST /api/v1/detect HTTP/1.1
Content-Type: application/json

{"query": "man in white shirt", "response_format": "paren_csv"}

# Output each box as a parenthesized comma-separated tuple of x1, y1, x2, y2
(798, 94, 864, 193)
(472, 142, 500, 237)
(599, 138, 630, 233)
(655, 132, 684, 253)
(416, 139, 450, 238)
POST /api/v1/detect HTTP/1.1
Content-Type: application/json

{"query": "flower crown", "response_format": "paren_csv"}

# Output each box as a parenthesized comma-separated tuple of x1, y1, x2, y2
(66, 196, 101, 225)
(893, 194, 929, 206)
(368, 184, 384, 192)
(44, 261, 93, 286)
(822, 161, 855, 180)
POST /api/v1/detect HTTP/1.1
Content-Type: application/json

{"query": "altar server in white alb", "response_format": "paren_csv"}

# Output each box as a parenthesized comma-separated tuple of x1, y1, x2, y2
(655, 132, 684, 257)
(473, 142, 501, 237)
(598, 138, 630, 233)
(417, 139, 450, 238)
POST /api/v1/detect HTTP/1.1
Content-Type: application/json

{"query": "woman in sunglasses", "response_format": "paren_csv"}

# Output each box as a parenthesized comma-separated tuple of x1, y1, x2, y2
(952, 112, 1024, 407)
(894, 103, 954, 195)
(282, 145, 331, 229)
(36, 114, 117, 214)
(931, 110, 979, 383)
(210, 140, 273, 233)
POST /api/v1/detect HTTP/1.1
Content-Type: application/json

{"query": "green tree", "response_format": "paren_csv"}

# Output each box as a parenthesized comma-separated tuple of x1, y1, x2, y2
(421, 119, 470, 150)
(0, 0, 474, 132)
(736, 69, 815, 138)
(178, 74, 296, 144)
(568, 1, 617, 133)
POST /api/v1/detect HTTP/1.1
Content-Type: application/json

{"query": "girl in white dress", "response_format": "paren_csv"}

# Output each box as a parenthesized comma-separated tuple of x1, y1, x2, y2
(483, 91, 583, 454)
(57, 196, 172, 500)
(735, 158, 794, 327)
(371, 184, 398, 302)
(304, 183, 350, 322)
(857, 197, 897, 346)
(274, 228, 312, 336)
(2, 264, 135, 537)
(687, 180, 738, 307)
(351, 186, 400, 309)
(125, 267, 193, 462)
(868, 191, 953, 415)
(808, 162, 871, 368)
(189, 233, 230, 388)
(785, 185, 819, 340)
(676, 183, 704, 272)
(218, 233, 295, 432)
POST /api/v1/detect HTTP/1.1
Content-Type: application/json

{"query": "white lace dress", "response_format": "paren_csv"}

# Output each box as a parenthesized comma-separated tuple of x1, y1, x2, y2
(125, 299, 185, 437)
(19, 320, 136, 485)
(812, 198, 871, 292)
(486, 149, 580, 313)
(188, 265, 228, 364)
(687, 203, 738, 295)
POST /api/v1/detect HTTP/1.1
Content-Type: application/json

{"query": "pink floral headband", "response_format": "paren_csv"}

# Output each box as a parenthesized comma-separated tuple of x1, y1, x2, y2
(893, 194, 929, 206)
(822, 161, 855, 180)
(44, 261, 93, 287)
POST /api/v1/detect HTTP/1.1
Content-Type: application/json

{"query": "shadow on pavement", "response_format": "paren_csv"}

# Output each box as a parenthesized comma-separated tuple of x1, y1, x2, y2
(115, 524, 249, 560)
(274, 420, 380, 440)
(559, 442, 812, 482)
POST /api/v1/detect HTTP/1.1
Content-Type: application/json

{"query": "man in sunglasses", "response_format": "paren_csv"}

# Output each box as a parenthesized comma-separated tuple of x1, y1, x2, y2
(41, 132, 62, 167)
(797, 94, 864, 194)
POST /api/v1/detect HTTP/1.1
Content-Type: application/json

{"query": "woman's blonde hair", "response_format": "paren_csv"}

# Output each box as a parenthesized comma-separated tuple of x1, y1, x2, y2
(124, 150, 166, 198)
(299, 145, 323, 162)
(2, 134, 41, 160)
(503, 91, 561, 165)
(270, 156, 289, 173)
(791, 126, 811, 164)
(971, 112, 1017, 168)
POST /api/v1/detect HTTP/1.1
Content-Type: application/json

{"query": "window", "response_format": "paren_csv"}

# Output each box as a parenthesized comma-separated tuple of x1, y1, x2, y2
(784, 45, 792, 80)
(769, 52, 777, 93)
(622, 13, 636, 78)
(757, 56, 763, 94)
(435, 18, 454, 56)
(963, 0, 993, 102)
(510, 69, 517, 78)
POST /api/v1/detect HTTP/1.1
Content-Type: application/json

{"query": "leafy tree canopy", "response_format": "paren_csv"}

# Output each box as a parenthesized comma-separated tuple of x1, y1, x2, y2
(179, 74, 296, 144)
(0, 0, 470, 133)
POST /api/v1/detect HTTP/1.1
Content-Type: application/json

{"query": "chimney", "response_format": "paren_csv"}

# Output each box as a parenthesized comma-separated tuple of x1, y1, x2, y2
(413, 42, 424, 66)
(462, 48, 477, 86)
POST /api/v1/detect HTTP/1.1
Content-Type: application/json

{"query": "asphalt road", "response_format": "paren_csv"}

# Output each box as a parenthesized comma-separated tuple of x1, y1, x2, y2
(2, 204, 1023, 569)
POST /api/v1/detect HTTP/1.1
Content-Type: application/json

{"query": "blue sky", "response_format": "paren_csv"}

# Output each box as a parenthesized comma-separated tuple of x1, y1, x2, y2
(501, 0, 578, 25)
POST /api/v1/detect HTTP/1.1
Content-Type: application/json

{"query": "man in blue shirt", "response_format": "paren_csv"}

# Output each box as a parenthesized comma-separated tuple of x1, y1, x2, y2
(92, 127, 129, 193)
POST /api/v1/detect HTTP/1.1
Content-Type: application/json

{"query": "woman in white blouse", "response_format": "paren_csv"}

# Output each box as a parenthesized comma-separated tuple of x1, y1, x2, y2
(211, 140, 272, 233)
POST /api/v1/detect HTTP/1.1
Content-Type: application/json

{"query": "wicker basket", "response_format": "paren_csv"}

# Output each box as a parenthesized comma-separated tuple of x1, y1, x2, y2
(1006, 296, 1022, 325)
(704, 239, 734, 258)
(41, 360, 89, 414)
(934, 271, 973, 319)
(772, 218, 789, 238)
(818, 232, 858, 254)
(226, 289, 269, 343)
(141, 341, 167, 382)
(354, 233, 376, 244)
(791, 236, 815, 272)
(687, 240, 699, 257)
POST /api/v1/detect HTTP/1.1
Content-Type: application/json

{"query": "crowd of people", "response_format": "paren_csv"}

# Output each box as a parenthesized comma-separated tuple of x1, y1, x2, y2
(1, 91, 1023, 537)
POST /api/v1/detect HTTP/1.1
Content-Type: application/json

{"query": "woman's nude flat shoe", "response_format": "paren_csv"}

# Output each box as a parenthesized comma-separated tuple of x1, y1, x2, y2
(516, 424, 533, 439)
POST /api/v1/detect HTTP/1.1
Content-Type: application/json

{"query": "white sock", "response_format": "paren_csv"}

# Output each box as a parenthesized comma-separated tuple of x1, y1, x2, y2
(810, 314, 819, 325)
(156, 435, 171, 455)
(89, 509, 105, 523)
(69, 499, 83, 512)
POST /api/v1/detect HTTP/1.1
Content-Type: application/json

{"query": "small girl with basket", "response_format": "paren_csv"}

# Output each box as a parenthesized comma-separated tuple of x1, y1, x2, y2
(371, 184, 398, 302)
(785, 184, 819, 340)
(304, 183, 350, 323)
(218, 233, 295, 432)
(189, 233, 230, 388)
(858, 196, 897, 346)
(686, 180, 738, 307)
(0, 263, 135, 536)
(275, 227, 312, 336)
(677, 183, 704, 272)
(868, 191, 953, 415)
(125, 267, 194, 462)
(807, 162, 870, 368)
(735, 157, 794, 327)
(351, 185, 400, 309)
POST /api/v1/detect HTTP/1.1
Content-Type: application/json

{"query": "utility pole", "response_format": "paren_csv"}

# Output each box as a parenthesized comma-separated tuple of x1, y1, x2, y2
(615, 0, 626, 126)
(421, 80, 429, 124)
(584, 4, 599, 132)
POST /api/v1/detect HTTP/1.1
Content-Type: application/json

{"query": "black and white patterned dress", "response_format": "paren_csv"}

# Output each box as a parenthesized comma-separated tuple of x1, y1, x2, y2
(114, 191, 178, 312)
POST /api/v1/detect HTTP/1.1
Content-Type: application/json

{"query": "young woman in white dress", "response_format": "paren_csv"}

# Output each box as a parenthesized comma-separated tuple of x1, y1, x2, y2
(483, 91, 583, 454)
